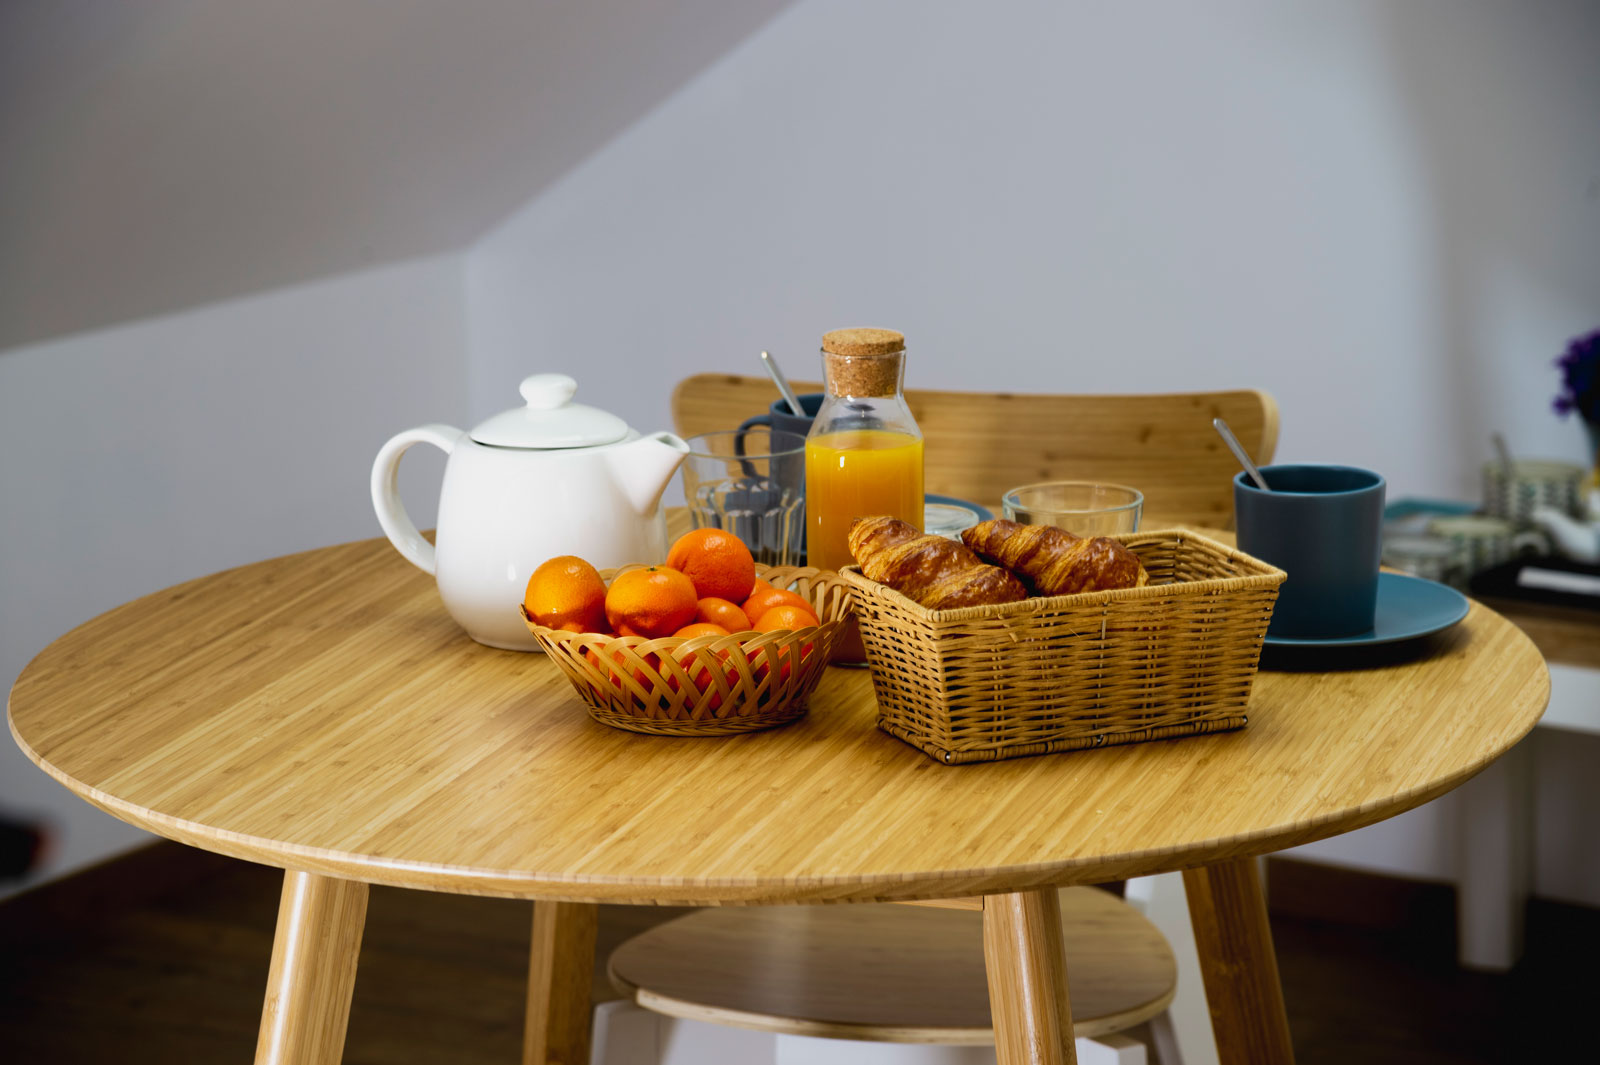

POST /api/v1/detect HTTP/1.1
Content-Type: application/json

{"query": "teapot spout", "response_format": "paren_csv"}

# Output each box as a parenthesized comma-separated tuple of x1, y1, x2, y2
(607, 432, 691, 516)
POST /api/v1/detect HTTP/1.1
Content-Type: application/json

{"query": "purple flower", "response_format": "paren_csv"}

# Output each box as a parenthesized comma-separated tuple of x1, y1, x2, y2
(1554, 329, 1600, 422)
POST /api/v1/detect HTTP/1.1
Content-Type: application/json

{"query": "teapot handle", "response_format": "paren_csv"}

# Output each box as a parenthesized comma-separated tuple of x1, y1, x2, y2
(370, 424, 463, 575)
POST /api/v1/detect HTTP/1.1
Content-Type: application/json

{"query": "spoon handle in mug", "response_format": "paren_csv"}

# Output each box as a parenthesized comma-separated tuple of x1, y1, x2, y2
(1214, 418, 1271, 492)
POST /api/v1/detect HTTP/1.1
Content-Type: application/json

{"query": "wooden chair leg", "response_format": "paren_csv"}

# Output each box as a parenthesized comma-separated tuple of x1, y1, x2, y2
(524, 901, 599, 1065)
(254, 871, 369, 1065)
(983, 888, 1078, 1065)
(1182, 858, 1295, 1065)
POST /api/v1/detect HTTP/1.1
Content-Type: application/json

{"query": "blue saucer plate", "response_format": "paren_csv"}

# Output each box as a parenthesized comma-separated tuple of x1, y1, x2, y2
(1263, 572, 1470, 649)
(924, 493, 993, 521)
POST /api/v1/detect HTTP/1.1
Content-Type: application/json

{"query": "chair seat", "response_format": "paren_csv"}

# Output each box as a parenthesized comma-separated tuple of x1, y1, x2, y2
(608, 886, 1177, 1045)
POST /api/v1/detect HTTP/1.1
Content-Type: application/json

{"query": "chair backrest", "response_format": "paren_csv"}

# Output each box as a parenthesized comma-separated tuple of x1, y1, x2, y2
(671, 375, 1279, 529)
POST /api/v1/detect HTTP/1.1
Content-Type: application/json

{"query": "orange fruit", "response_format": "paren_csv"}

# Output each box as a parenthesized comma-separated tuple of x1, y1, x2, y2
(753, 604, 820, 632)
(745, 639, 813, 687)
(678, 649, 741, 710)
(604, 566, 698, 638)
(750, 604, 819, 684)
(661, 623, 737, 709)
(524, 556, 607, 633)
(584, 646, 657, 692)
(667, 529, 757, 603)
(696, 596, 752, 632)
(672, 622, 732, 640)
(742, 585, 813, 629)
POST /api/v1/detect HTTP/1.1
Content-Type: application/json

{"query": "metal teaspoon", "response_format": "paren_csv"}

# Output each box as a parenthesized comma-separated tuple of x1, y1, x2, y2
(760, 350, 804, 416)
(1214, 417, 1271, 491)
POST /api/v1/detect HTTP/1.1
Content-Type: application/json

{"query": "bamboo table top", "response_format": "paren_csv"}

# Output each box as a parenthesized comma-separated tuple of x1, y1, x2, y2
(8, 536, 1548, 906)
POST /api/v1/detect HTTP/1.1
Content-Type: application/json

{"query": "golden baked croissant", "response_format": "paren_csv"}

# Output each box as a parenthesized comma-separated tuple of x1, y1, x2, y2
(848, 517, 1028, 609)
(960, 519, 1148, 595)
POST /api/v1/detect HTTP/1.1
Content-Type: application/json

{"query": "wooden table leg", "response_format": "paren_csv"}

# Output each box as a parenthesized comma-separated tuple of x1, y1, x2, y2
(254, 871, 369, 1065)
(1183, 857, 1296, 1065)
(523, 901, 599, 1065)
(983, 888, 1077, 1065)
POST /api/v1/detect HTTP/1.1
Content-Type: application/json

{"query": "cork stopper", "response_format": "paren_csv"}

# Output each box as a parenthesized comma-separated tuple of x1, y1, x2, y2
(821, 328, 906, 398)
(822, 328, 905, 357)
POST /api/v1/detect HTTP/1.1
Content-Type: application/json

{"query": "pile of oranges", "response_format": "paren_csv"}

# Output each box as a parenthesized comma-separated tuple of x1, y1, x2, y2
(524, 530, 823, 705)
(523, 529, 820, 640)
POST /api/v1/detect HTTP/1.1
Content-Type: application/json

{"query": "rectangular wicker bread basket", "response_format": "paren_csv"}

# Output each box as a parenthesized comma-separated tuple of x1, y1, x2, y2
(842, 529, 1286, 764)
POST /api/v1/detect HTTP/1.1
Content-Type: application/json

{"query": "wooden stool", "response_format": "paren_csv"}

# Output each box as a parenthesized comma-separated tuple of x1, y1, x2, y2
(607, 887, 1179, 1060)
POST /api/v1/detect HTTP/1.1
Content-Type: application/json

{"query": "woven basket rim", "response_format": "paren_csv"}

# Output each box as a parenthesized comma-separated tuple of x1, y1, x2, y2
(841, 526, 1285, 622)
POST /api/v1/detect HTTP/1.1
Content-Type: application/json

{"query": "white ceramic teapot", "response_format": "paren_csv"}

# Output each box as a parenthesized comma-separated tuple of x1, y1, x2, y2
(371, 373, 689, 650)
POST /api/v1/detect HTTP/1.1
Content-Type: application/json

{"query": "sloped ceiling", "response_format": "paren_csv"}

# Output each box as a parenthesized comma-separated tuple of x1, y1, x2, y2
(0, 0, 795, 349)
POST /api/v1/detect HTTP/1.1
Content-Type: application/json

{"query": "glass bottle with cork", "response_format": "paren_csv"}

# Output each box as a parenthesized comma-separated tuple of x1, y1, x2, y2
(805, 327, 924, 576)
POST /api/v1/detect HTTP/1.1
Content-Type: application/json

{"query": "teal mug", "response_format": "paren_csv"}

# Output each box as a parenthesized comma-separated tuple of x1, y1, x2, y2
(737, 393, 823, 440)
(1234, 465, 1386, 639)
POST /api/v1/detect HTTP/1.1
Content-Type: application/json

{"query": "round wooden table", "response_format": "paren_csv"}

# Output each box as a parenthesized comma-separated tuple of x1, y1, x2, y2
(8, 537, 1548, 1065)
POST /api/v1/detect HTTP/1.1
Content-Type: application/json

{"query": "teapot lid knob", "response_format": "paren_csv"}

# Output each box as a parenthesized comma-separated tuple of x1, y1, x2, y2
(519, 374, 578, 410)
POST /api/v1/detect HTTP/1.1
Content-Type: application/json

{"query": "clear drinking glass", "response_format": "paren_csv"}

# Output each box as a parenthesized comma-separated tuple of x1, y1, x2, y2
(682, 429, 808, 566)
(924, 502, 980, 540)
(1002, 481, 1144, 536)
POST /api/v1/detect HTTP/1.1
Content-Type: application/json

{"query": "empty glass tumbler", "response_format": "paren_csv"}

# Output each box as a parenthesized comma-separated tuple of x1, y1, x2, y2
(1002, 481, 1144, 536)
(681, 429, 807, 566)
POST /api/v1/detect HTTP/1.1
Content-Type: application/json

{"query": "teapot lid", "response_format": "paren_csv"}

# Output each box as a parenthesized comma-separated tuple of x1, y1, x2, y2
(470, 374, 629, 449)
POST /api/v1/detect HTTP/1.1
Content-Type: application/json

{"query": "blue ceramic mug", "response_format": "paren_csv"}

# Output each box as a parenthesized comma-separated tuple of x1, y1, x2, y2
(737, 393, 823, 439)
(1234, 465, 1386, 639)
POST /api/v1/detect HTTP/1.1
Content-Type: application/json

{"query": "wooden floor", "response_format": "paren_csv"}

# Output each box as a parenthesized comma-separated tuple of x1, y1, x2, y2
(0, 845, 1592, 1064)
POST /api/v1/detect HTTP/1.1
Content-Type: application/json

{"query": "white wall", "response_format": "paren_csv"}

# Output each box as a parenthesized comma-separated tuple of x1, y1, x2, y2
(466, 0, 1600, 902)
(468, 0, 1600, 490)
(1, 254, 469, 895)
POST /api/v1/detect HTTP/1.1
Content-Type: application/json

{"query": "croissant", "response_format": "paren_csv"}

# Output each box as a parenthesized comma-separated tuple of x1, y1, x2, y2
(848, 517, 1028, 609)
(960, 519, 1148, 595)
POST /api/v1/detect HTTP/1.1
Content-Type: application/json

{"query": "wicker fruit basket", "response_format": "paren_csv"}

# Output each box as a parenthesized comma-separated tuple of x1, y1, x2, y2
(523, 564, 854, 736)
(841, 529, 1286, 764)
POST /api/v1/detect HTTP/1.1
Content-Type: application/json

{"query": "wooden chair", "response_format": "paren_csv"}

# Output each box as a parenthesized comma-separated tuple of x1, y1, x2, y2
(607, 888, 1178, 1064)
(671, 374, 1280, 528)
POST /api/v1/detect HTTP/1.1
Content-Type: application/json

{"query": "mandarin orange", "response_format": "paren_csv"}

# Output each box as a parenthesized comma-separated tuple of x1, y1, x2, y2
(524, 555, 607, 633)
(604, 566, 698, 638)
(671, 622, 732, 640)
(741, 585, 813, 629)
(670, 639, 740, 710)
(584, 646, 657, 692)
(695, 596, 752, 632)
(666, 528, 756, 603)
(745, 639, 813, 686)
(752, 603, 820, 632)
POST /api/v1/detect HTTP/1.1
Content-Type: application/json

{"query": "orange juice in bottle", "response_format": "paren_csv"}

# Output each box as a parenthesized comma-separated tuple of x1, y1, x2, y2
(805, 429, 923, 572)
(805, 329, 923, 661)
